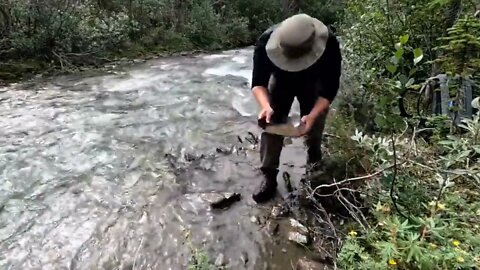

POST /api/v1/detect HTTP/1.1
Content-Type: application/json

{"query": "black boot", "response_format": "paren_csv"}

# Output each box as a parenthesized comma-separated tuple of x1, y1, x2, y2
(252, 168, 278, 203)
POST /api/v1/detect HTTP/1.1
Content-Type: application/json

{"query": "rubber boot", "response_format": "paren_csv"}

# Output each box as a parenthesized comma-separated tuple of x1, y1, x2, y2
(252, 168, 278, 203)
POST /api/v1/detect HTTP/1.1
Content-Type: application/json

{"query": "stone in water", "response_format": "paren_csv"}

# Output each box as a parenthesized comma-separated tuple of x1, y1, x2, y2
(200, 192, 241, 209)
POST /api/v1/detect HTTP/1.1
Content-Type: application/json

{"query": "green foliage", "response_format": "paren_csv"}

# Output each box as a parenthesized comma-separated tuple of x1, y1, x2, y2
(434, 15, 480, 77)
(299, 0, 344, 26)
(337, 2, 480, 265)
(1, 0, 342, 81)
(338, 119, 480, 269)
(183, 229, 216, 270)
(187, 247, 214, 270)
(336, 0, 478, 133)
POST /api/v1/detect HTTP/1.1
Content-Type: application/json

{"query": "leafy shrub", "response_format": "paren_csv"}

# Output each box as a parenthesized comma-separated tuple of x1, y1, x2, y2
(336, 108, 480, 269)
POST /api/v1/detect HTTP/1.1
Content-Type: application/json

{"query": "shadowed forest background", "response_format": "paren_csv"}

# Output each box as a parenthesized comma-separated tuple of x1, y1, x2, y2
(0, 0, 341, 81)
(1, 0, 480, 269)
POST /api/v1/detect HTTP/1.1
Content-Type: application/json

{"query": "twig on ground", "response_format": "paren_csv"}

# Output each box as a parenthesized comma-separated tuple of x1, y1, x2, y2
(310, 165, 394, 196)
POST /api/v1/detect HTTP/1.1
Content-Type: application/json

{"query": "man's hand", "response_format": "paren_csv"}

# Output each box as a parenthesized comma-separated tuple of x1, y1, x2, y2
(252, 86, 273, 125)
(298, 97, 330, 136)
(299, 113, 317, 136)
(258, 105, 274, 123)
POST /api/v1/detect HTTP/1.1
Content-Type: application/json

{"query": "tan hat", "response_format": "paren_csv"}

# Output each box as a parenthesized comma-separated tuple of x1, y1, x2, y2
(266, 13, 329, 72)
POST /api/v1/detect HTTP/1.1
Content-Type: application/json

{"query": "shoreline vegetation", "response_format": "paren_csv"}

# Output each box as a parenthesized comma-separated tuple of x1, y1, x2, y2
(0, 0, 341, 85)
(2, 0, 480, 269)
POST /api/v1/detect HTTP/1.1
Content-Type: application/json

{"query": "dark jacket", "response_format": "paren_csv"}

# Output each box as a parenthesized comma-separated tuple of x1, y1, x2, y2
(251, 25, 342, 103)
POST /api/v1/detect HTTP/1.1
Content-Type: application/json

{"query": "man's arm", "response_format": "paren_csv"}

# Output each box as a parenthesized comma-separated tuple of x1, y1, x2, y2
(251, 30, 274, 111)
(309, 33, 342, 118)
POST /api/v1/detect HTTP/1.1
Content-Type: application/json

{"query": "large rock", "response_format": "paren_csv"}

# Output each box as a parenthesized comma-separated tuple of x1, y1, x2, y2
(288, 219, 310, 245)
(288, 232, 309, 245)
(295, 257, 327, 270)
(200, 192, 241, 209)
(289, 219, 309, 235)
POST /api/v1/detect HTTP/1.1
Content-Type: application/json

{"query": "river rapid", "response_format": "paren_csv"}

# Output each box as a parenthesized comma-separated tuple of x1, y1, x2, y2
(0, 48, 316, 270)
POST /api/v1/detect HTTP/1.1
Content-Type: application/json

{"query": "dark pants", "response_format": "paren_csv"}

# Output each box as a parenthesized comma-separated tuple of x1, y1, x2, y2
(260, 75, 328, 174)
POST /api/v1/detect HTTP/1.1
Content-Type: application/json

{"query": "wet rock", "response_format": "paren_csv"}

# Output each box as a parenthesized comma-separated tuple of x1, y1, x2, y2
(271, 206, 282, 218)
(215, 253, 225, 266)
(266, 220, 279, 236)
(295, 257, 326, 270)
(288, 232, 309, 245)
(71, 187, 82, 195)
(200, 192, 241, 209)
(240, 251, 249, 265)
(271, 204, 289, 218)
(288, 219, 310, 245)
(289, 219, 309, 235)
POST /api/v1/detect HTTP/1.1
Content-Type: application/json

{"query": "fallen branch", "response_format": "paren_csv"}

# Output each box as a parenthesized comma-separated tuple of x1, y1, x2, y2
(309, 165, 394, 196)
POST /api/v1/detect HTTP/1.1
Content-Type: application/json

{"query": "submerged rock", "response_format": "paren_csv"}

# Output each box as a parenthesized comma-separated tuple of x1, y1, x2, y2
(295, 257, 326, 270)
(214, 253, 225, 266)
(266, 220, 279, 236)
(288, 232, 309, 245)
(240, 251, 249, 265)
(200, 192, 241, 209)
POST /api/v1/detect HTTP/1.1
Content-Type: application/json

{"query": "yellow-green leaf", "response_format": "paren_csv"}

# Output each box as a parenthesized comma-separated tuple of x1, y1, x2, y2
(413, 48, 423, 65)
(386, 64, 397, 74)
(400, 34, 409, 44)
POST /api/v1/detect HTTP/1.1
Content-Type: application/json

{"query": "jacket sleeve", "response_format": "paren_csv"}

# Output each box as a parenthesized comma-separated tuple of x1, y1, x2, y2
(251, 30, 274, 90)
(318, 33, 342, 103)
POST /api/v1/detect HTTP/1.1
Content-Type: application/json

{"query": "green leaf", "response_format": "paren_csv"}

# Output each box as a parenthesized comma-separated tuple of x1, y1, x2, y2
(406, 242, 422, 263)
(411, 84, 422, 90)
(394, 42, 402, 50)
(406, 78, 415, 88)
(386, 64, 397, 74)
(413, 48, 424, 65)
(375, 115, 388, 128)
(409, 68, 417, 76)
(473, 146, 480, 154)
(399, 75, 408, 86)
(459, 150, 472, 159)
(395, 48, 404, 59)
(400, 34, 409, 44)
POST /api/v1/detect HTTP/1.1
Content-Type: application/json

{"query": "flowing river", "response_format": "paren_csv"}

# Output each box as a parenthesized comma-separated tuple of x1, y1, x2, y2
(0, 48, 316, 270)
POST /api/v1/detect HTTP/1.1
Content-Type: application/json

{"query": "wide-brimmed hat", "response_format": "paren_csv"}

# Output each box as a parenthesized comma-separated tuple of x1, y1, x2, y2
(266, 13, 329, 72)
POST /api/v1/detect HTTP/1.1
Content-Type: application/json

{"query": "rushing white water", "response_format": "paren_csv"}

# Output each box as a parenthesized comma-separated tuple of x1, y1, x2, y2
(0, 47, 310, 270)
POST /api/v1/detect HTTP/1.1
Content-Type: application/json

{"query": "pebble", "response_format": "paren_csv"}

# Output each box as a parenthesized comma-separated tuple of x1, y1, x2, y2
(271, 206, 282, 218)
(250, 216, 259, 224)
